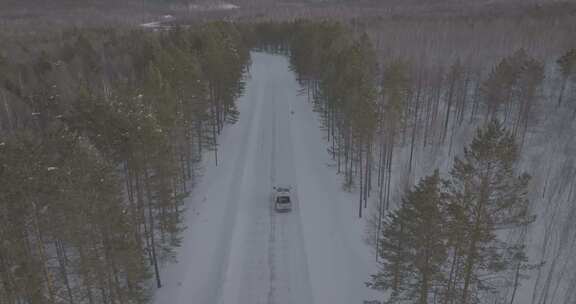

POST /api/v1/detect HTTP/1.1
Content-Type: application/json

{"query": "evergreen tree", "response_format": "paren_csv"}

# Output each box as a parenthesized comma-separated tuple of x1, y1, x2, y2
(445, 120, 533, 304)
(481, 49, 543, 137)
(369, 171, 447, 304)
(0, 24, 250, 302)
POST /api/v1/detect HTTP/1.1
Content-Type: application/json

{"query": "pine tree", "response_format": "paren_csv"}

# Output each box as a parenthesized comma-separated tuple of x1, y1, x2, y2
(481, 55, 518, 120)
(481, 49, 543, 135)
(375, 59, 410, 257)
(445, 120, 533, 304)
(369, 171, 447, 304)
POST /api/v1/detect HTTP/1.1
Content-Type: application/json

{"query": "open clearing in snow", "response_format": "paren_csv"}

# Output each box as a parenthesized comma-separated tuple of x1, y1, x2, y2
(153, 52, 378, 304)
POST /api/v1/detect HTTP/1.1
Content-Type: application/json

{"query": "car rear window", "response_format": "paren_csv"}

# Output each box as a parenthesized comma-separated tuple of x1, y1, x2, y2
(277, 196, 290, 204)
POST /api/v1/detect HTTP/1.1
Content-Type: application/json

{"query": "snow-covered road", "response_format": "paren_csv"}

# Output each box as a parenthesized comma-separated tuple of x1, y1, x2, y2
(153, 52, 378, 304)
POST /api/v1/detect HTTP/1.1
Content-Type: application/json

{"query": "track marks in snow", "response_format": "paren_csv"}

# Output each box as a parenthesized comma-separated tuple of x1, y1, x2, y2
(272, 75, 314, 304)
(267, 93, 278, 304)
(218, 69, 271, 304)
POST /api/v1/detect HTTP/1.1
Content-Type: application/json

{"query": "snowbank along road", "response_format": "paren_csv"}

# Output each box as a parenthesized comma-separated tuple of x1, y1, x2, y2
(153, 52, 378, 304)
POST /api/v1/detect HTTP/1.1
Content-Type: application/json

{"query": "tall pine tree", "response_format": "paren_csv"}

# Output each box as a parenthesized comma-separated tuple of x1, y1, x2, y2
(445, 120, 533, 304)
(369, 171, 447, 304)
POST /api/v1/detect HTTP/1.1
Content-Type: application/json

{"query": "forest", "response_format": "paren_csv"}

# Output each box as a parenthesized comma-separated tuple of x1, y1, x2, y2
(1, 1, 576, 303)
(0, 23, 249, 303)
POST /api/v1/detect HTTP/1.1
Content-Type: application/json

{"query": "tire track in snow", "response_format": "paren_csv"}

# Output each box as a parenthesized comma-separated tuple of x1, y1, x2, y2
(212, 81, 267, 304)
(269, 73, 314, 304)
(232, 80, 274, 304)
(267, 94, 278, 304)
(283, 90, 314, 304)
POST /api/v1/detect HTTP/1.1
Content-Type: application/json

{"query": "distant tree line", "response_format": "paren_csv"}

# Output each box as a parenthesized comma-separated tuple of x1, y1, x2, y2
(0, 23, 249, 304)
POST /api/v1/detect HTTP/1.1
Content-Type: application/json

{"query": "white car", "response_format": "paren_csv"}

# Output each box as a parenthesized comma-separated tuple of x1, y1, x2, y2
(273, 185, 292, 212)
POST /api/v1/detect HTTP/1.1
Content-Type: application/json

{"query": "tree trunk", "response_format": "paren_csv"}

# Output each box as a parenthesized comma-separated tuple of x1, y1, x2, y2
(557, 78, 567, 106)
(509, 261, 522, 304)
(420, 270, 430, 304)
(444, 246, 460, 304)
(56, 239, 75, 304)
(32, 201, 55, 304)
(359, 143, 363, 218)
(144, 168, 162, 288)
(443, 75, 456, 142)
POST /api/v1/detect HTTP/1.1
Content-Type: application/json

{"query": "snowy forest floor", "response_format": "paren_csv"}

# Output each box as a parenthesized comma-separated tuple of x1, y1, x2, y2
(152, 52, 379, 304)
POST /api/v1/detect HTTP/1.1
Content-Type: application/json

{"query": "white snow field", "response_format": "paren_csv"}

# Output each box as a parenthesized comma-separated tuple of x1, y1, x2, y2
(153, 52, 379, 304)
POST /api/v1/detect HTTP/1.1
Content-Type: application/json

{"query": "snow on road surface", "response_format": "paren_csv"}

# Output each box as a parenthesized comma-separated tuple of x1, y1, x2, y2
(153, 52, 379, 304)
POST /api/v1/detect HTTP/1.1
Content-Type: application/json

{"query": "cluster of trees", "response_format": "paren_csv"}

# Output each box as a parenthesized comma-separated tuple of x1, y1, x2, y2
(0, 23, 249, 304)
(367, 120, 534, 304)
(288, 21, 379, 218)
(284, 21, 552, 217)
(365, 46, 576, 304)
(481, 50, 544, 145)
